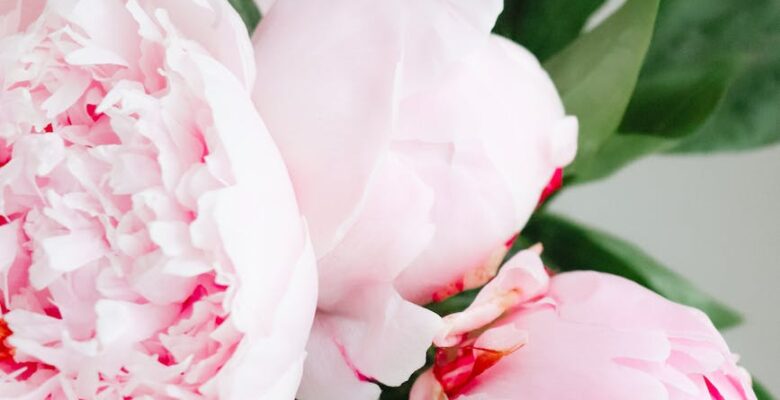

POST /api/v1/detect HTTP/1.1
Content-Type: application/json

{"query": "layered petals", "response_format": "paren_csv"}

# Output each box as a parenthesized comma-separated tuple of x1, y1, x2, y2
(0, 1, 316, 399)
(252, 0, 576, 397)
(298, 287, 441, 400)
(411, 251, 757, 400)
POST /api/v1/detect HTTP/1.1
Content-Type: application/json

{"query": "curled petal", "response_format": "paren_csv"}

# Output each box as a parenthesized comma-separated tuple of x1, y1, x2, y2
(435, 248, 548, 347)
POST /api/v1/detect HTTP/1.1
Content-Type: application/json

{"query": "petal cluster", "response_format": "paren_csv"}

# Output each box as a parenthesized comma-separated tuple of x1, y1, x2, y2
(0, 1, 316, 399)
(412, 251, 757, 400)
(251, 1, 577, 397)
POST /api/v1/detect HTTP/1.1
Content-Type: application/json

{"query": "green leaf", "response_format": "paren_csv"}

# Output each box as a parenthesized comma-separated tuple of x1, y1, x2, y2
(571, 0, 779, 181)
(673, 52, 780, 152)
(637, 0, 780, 152)
(379, 381, 412, 400)
(425, 288, 478, 317)
(755, 379, 777, 400)
(228, 0, 262, 34)
(497, 0, 779, 180)
(570, 133, 673, 182)
(518, 213, 743, 329)
(542, 0, 659, 179)
(620, 61, 736, 138)
(572, 61, 735, 183)
(493, 0, 605, 62)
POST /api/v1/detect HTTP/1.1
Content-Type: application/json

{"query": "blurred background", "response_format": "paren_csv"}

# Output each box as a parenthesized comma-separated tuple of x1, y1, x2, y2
(552, 146, 780, 393)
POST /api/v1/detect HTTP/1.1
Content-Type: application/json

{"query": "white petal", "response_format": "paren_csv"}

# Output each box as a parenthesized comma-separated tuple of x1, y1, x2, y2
(95, 300, 177, 347)
(40, 70, 91, 118)
(297, 319, 383, 400)
(40, 230, 106, 272)
(147, 221, 192, 257)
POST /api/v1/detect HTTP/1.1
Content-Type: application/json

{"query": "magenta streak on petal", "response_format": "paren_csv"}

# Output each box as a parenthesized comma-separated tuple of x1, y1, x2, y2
(86, 104, 103, 121)
(0, 140, 10, 167)
(704, 376, 726, 400)
(537, 167, 563, 206)
(334, 339, 377, 383)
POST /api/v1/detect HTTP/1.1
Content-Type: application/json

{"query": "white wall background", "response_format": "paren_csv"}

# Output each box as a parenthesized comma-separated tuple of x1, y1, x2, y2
(550, 145, 780, 393)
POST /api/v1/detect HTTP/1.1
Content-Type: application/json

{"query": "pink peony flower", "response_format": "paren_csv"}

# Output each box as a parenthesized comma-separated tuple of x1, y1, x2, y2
(0, 1, 317, 398)
(410, 249, 757, 400)
(251, 0, 577, 397)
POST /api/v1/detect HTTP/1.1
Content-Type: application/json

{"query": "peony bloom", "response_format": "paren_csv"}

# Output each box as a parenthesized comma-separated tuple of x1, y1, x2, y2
(0, 1, 316, 398)
(411, 249, 757, 400)
(251, 0, 577, 398)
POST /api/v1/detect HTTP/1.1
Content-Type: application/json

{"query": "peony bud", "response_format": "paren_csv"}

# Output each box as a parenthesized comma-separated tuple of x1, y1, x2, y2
(412, 251, 757, 400)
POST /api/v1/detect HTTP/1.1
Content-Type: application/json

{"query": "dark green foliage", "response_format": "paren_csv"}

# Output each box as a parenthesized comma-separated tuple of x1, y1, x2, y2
(228, 0, 261, 34)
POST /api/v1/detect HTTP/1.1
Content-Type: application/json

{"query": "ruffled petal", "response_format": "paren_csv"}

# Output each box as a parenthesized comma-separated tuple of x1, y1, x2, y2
(0, 2, 315, 398)
(435, 248, 548, 347)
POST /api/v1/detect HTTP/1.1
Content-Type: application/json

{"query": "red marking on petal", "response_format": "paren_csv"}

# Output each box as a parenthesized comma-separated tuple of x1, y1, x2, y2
(537, 168, 563, 206)
(0, 318, 14, 361)
(9, 362, 43, 380)
(433, 344, 519, 398)
(43, 306, 62, 319)
(86, 104, 102, 121)
(0, 142, 11, 168)
(704, 377, 726, 400)
(181, 285, 208, 317)
(470, 347, 507, 378)
(354, 367, 374, 383)
(504, 233, 518, 249)
(157, 351, 175, 367)
(433, 346, 475, 396)
(335, 340, 376, 383)
(43, 123, 53, 133)
(432, 280, 465, 303)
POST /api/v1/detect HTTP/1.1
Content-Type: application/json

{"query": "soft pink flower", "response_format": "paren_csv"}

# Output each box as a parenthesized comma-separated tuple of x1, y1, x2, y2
(411, 250, 757, 400)
(0, 1, 316, 398)
(251, 0, 577, 398)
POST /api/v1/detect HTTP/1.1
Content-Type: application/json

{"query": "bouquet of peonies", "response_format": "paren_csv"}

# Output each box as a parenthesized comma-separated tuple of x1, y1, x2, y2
(0, 0, 776, 399)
